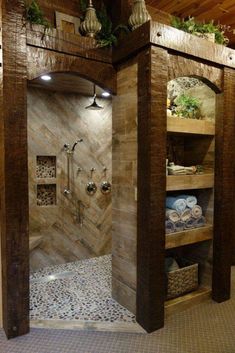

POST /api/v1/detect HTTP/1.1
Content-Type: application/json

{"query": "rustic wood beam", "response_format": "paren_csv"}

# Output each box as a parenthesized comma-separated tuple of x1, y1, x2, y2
(0, 0, 29, 338)
(137, 46, 167, 332)
(26, 24, 112, 64)
(27, 46, 117, 94)
(113, 21, 235, 70)
(213, 67, 235, 301)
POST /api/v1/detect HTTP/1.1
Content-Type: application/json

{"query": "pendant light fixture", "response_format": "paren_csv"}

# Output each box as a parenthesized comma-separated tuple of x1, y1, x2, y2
(85, 84, 103, 110)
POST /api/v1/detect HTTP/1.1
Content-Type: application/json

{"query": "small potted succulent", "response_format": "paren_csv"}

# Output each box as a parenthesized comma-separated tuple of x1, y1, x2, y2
(174, 94, 201, 119)
(171, 16, 230, 46)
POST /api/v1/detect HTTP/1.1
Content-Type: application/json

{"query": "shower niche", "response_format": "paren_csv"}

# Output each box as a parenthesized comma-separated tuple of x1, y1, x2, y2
(36, 156, 57, 206)
(37, 184, 57, 206)
(36, 156, 57, 179)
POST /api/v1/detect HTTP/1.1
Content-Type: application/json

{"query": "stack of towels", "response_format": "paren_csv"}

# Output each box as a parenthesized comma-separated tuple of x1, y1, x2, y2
(165, 195, 206, 234)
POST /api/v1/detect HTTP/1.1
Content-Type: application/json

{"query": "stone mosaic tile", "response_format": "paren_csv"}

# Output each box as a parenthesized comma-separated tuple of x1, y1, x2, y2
(37, 184, 56, 206)
(30, 255, 136, 323)
(36, 156, 56, 179)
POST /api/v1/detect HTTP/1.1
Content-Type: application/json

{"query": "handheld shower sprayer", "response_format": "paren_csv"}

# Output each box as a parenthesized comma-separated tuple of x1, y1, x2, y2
(72, 138, 83, 152)
(63, 138, 83, 195)
(64, 139, 83, 154)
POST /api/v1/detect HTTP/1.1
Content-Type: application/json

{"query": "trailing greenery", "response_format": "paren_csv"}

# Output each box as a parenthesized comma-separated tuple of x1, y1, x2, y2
(25, 0, 51, 29)
(171, 16, 230, 45)
(80, 0, 129, 47)
(175, 94, 201, 119)
(80, 0, 88, 14)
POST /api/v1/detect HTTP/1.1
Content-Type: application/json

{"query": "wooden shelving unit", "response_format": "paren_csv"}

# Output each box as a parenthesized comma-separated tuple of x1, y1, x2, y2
(165, 225, 213, 249)
(113, 22, 234, 333)
(166, 113, 215, 312)
(167, 173, 214, 191)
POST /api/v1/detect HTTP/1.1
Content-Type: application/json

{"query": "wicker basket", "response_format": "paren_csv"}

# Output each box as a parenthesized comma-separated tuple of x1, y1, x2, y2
(167, 261, 198, 300)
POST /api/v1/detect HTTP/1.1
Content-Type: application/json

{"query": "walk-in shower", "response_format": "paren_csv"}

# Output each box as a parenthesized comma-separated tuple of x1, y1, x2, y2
(28, 72, 115, 330)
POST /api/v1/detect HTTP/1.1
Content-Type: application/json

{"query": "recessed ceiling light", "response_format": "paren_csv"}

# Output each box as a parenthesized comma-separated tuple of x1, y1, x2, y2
(41, 75, 52, 81)
(102, 91, 111, 97)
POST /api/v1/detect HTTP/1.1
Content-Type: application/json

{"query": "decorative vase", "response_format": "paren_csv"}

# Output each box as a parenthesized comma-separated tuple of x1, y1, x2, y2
(80, 0, 101, 38)
(128, 0, 151, 31)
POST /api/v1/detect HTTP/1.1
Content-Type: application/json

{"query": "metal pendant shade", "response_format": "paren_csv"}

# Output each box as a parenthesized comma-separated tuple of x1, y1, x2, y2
(86, 84, 103, 110)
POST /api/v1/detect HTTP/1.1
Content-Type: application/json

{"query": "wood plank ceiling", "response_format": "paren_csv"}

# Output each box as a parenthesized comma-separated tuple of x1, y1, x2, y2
(146, 0, 235, 47)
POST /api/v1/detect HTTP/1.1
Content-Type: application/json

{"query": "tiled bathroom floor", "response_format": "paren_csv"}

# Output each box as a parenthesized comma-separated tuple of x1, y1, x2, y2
(30, 255, 136, 324)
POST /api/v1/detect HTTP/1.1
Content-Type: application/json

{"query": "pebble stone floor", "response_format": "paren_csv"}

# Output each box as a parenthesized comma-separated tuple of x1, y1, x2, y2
(30, 255, 136, 323)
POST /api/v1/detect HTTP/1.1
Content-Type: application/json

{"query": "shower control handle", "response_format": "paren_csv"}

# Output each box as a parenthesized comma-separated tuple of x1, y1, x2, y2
(100, 181, 111, 195)
(86, 181, 97, 196)
(64, 189, 71, 195)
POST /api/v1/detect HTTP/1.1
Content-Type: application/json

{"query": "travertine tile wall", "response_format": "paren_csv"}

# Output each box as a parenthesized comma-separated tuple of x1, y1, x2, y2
(28, 87, 112, 271)
(112, 62, 138, 314)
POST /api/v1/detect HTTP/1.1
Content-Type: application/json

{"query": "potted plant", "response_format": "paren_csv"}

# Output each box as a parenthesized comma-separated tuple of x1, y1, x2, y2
(24, 0, 51, 31)
(171, 16, 230, 45)
(174, 94, 201, 119)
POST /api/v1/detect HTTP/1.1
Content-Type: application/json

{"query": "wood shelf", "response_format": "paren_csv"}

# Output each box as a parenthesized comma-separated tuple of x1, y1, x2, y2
(167, 173, 214, 191)
(165, 225, 213, 249)
(165, 287, 211, 316)
(167, 117, 215, 135)
(26, 24, 112, 64)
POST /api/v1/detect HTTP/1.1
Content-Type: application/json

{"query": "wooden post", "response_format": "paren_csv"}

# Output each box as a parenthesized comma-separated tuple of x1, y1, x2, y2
(137, 46, 168, 332)
(213, 68, 235, 302)
(0, 0, 29, 338)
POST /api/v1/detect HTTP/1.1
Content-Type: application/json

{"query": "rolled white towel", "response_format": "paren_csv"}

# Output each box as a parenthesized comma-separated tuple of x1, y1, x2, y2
(166, 197, 187, 213)
(166, 208, 181, 223)
(179, 195, 197, 209)
(191, 205, 203, 219)
(180, 208, 191, 222)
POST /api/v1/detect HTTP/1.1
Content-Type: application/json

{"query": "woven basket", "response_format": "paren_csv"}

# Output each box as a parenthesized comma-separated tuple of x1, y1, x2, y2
(167, 261, 198, 300)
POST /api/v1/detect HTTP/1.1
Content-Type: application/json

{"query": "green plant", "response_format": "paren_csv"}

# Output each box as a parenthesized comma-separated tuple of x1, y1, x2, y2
(80, 0, 88, 13)
(175, 94, 201, 119)
(25, 0, 51, 29)
(171, 16, 230, 45)
(80, 0, 129, 47)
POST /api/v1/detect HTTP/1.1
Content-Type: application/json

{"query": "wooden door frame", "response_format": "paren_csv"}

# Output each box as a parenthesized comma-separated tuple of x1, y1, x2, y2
(0, 1, 116, 339)
(0, 0, 29, 339)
